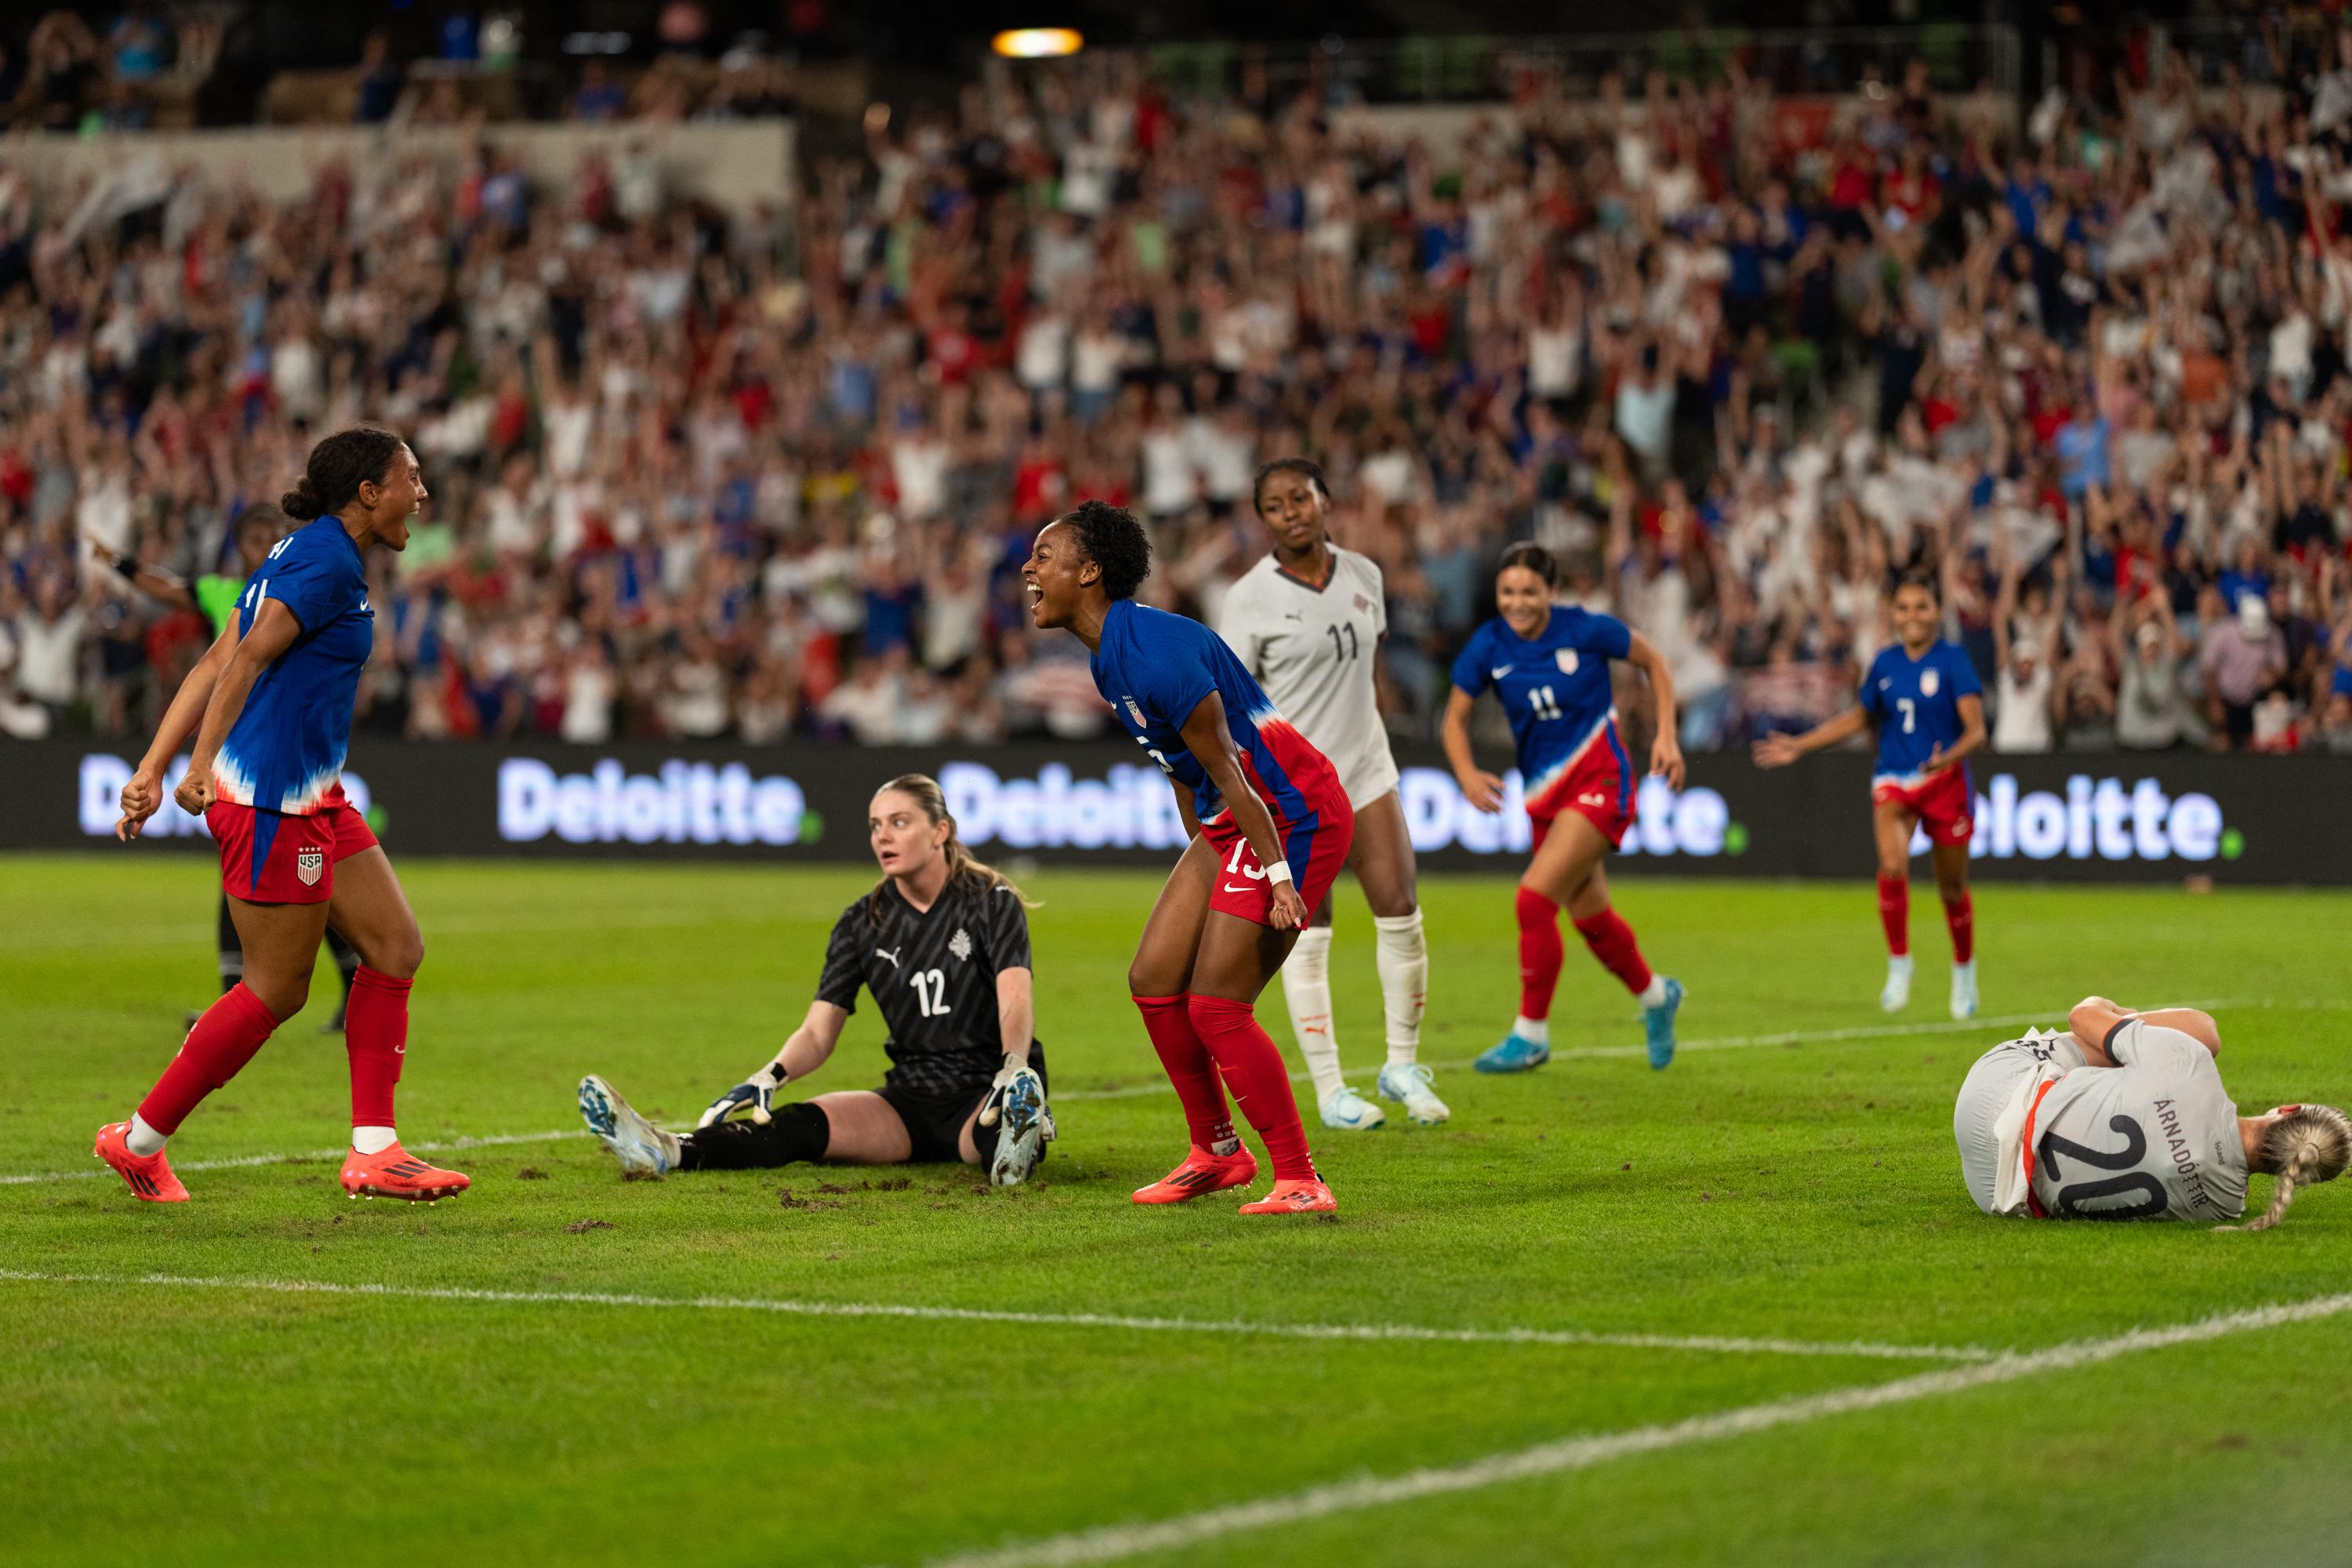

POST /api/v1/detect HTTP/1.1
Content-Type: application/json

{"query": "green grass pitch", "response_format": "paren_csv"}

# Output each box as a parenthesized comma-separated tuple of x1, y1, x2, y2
(5, 852, 2352, 1567)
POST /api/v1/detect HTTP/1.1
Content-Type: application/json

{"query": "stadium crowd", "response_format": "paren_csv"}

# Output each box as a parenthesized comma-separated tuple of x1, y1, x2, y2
(6, 27, 2352, 753)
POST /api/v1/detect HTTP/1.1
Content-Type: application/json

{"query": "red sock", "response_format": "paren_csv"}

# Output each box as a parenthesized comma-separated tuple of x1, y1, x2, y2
(136, 982, 279, 1135)
(1515, 886, 1563, 1022)
(1185, 994, 1316, 1182)
(1134, 994, 1236, 1153)
(1944, 889, 1975, 964)
(346, 966, 412, 1129)
(1573, 907, 1655, 997)
(1876, 874, 1911, 957)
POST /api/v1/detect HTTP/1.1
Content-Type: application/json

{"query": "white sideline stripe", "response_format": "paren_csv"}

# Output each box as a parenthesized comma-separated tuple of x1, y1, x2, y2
(0, 1269, 1991, 1363)
(0, 1129, 581, 1185)
(924, 1290, 2352, 1568)
(0, 996, 2274, 1185)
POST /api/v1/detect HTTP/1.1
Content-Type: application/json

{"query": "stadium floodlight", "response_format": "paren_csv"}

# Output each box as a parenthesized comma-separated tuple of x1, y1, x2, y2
(991, 27, 1083, 58)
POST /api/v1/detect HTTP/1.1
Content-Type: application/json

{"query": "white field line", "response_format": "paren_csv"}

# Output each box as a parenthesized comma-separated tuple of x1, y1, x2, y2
(922, 1290, 2352, 1568)
(0, 1268, 1991, 1364)
(0, 996, 2285, 1186)
(0, 1128, 582, 1185)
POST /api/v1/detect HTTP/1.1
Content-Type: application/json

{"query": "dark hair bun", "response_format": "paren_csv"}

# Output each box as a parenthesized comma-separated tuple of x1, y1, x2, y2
(1498, 540, 1559, 588)
(280, 474, 324, 521)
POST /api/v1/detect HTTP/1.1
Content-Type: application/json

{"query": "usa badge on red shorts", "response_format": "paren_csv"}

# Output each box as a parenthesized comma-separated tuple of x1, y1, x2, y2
(296, 848, 324, 887)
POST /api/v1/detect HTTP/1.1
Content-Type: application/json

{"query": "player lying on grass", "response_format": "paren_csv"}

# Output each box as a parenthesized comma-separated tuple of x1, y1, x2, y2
(1954, 997, 2348, 1226)
(579, 775, 1054, 1187)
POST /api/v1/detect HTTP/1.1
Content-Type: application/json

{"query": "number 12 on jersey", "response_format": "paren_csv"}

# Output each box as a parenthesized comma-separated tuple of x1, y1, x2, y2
(909, 968, 950, 1017)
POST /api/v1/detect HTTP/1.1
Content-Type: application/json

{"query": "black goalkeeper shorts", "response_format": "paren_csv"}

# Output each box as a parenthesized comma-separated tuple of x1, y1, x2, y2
(877, 1047, 1049, 1165)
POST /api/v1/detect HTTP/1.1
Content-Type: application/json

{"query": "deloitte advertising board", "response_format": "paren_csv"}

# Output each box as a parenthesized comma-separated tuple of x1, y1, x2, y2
(6, 741, 2347, 883)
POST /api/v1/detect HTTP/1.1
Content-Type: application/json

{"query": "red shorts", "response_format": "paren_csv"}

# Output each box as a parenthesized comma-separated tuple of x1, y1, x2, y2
(1872, 767, 1974, 845)
(208, 792, 379, 905)
(1526, 725, 1637, 851)
(1200, 790, 1354, 927)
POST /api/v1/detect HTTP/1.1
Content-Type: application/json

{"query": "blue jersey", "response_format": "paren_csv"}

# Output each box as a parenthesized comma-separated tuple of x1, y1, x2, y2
(1858, 639, 1981, 785)
(1450, 607, 1633, 797)
(1090, 598, 1341, 828)
(215, 517, 372, 815)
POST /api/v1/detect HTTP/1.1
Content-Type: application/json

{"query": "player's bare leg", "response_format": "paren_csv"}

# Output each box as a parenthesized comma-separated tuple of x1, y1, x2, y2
(1930, 837, 1976, 1019)
(1871, 800, 1918, 1012)
(326, 848, 466, 1202)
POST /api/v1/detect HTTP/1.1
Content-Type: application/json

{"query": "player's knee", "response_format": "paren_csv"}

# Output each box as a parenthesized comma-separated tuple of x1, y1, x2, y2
(251, 974, 310, 1021)
(1876, 852, 1907, 881)
(368, 923, 425, 979)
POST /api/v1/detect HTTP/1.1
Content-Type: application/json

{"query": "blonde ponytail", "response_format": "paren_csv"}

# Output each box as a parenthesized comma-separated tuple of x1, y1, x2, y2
(865, 773, 1037, 925)
(2220, 1104, 2351, 1232)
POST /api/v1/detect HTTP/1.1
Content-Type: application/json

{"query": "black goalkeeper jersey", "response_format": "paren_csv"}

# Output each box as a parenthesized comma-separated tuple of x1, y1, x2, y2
(815, 878, 1040, 1100)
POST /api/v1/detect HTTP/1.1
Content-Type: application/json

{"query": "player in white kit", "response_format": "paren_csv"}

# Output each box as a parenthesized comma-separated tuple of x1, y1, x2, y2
(1953, 996, 2348, 1228)
(1218, 459, 1447, 1131)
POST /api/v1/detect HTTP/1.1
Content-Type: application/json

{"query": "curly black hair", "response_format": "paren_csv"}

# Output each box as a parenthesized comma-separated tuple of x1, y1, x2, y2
(282, 426, 404, 521)
(1062, 499, 1152, 601)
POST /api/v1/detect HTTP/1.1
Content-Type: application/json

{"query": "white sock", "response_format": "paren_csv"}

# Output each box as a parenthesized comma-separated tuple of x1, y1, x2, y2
(351, 1125, 398, 1156)
(1889, 954, 1915, 977)
(1953, 958, 1976, 976)
(1637, 975, 1668, 1008)
(125, 1113, 168, 1157)
(1280, 926, 1348, 1103)
(1512, 1014, 1550, 1046)
(1371, 911, 1428, 1068)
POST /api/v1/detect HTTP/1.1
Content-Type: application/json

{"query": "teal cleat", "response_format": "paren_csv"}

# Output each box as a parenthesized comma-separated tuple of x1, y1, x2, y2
(1475, 1033, 1552, 1073)
(1644, 977, 1684, 1069)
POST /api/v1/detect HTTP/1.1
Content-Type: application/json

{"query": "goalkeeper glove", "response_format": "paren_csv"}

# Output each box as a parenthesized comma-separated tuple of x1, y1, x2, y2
(696, 1058, 788, 1130)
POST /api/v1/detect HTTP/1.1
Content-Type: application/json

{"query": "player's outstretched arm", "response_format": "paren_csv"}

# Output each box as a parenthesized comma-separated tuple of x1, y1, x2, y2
(2067, 997, 2223, 1064)
(1752, 706, 1869, 768)
(1441, 688, 1505, 811)
(1624, 630, 1685, 788)
(176, 599, 303, 817)
(1177, 689, 1308, 931)
(698, 1001, 850, 1128)
(994, 966, 1035, 1067)
(118, 619, 240, 840)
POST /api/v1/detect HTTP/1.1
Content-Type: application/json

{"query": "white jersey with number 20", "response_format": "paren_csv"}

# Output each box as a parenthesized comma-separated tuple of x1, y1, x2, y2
(1218, 546, 1397, 811)
(2030, 1019, 2249, 1221)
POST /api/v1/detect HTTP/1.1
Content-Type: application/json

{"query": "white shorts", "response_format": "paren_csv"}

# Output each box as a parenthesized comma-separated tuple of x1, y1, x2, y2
(1952, 1029, 2085, 1213)
(1334, 746, 1401, 814)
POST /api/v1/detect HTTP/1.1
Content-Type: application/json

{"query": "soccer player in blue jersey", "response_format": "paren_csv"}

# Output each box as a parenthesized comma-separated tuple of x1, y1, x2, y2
(1024, 499, 1353, 1214)
(1442, 543, 1687, 1073)
(100, 428, 469, 1204)
(1755, 572, 1988, 1018)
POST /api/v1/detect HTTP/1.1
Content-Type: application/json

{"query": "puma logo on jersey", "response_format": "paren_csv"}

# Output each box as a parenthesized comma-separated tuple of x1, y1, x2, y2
(876, 947, 901, 968)
(1283, 612, 1303, 622)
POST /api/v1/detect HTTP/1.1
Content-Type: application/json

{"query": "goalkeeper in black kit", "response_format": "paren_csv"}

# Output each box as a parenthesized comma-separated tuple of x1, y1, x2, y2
(579, 775, 1054, 1186)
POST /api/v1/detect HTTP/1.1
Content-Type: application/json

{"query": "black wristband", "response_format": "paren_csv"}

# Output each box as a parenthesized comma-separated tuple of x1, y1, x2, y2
(2103, 1017, 2132, 1057)
(112, 555, 138, 580)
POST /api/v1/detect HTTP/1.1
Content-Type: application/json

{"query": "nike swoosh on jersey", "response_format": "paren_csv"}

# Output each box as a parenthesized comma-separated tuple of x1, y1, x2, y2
(1221, 883, 1255, 894)
(1492, 666, 1512, 679)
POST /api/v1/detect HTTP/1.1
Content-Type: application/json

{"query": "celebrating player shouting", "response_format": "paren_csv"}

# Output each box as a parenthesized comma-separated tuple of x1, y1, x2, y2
(1219, 459, 1444, 1131)
(579, 775, 1054, 1186)
(1954, 997, 2348, 1226)
(1025, 499, 1350, 1214)
(1444, 543, 1686, 1073)
(1754, 572, 1987, 1018)
(100, 427, 467, 1203)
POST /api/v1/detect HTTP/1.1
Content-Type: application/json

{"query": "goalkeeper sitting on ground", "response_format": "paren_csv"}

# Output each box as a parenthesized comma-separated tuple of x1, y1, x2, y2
(579, 775, 1053, 1186)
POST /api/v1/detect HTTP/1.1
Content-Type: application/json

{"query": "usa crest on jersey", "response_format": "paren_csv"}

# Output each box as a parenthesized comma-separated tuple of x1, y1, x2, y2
(1920, 669, 1940, 696)
(296, 848, 325, 886)
(1555, 648, 1581, 673)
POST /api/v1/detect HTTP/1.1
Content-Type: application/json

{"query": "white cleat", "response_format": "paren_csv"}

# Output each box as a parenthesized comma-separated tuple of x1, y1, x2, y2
(1950, 959, 1979, 1022)
(1319, 1084, 1387, 1131)
(1880, 954, 1915, 1014)
(578, 1074, 681, 1176)
(1376, 1062, 1450, 1125)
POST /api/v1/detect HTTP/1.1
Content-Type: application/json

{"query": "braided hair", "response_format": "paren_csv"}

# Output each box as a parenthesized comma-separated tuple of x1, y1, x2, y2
(2220, 1104, 2352, 1232)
